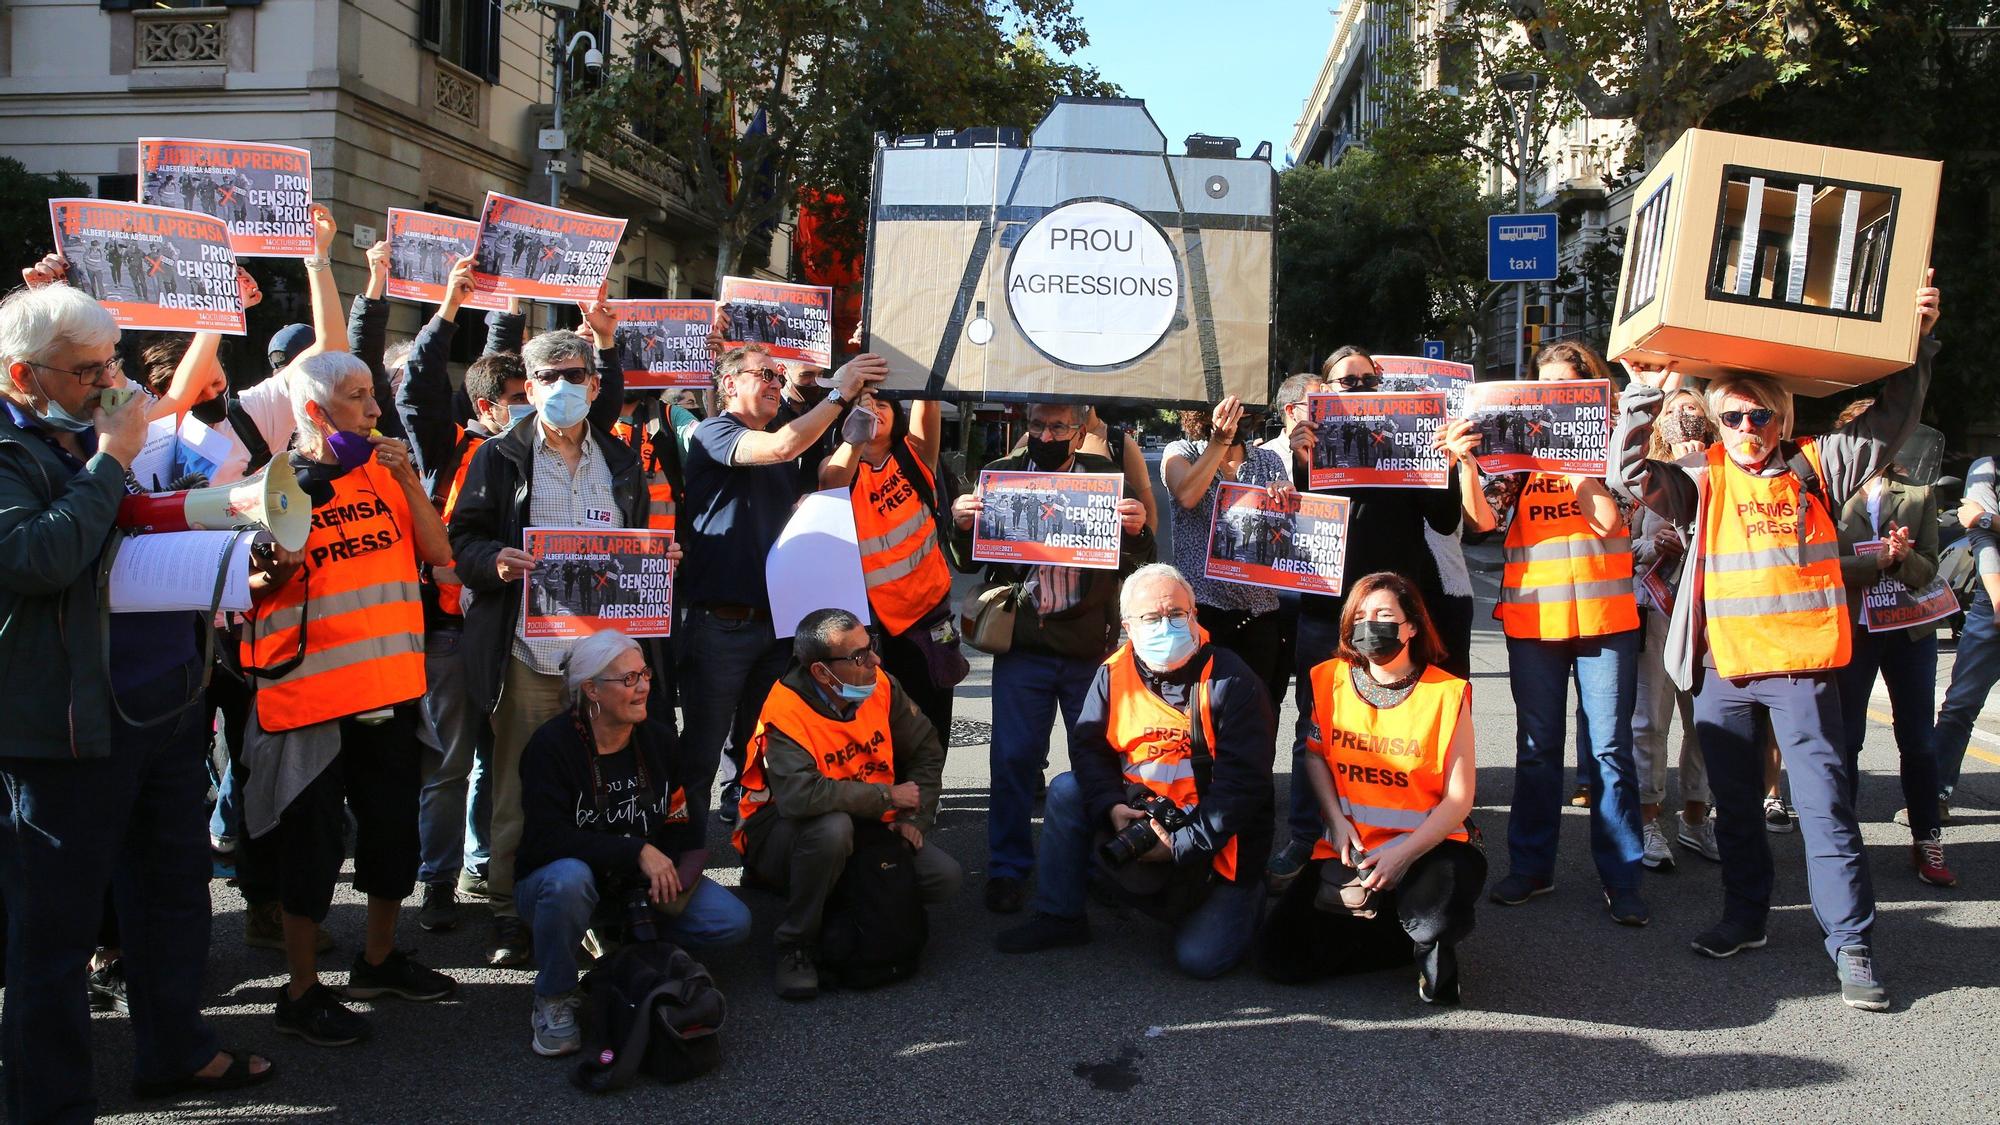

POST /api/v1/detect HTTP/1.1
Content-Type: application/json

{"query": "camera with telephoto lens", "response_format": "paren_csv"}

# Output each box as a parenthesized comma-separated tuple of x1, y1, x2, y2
(1099, 793, 1192, 868)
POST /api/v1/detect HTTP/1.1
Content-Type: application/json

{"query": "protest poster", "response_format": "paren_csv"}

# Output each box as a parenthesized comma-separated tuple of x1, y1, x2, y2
(971, 470, 1123, 570)
(1855, 540, 1959, 633)
(1205, 482, 1350, 596)
(717, 277, 833, 369)
(521, 528, 675, 639)
(138, 138, 313, 257)
(612, 300, 720, 389)
(1462, 379, 1614, 476)
(49, 199, 245, 335)
(1375, 355, 1473, 417)
(386, 208, 506, 311)
(1305, 391, 1450, 489)
(471, 192, 626, 302)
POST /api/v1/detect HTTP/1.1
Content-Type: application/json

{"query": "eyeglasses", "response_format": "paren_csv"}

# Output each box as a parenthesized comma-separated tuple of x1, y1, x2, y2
(31, 356, 123, 385)
(1718, 409, 1775, 430)
(1334, 375, 1382, 392)
(1025, 421, 1078, 439)
(1127, 610, 1191, 628)
(530, 366, 591, 386)
(594, 667, 653, 689)
(822, 638, 881, 669)
(735, 367, 786, 385)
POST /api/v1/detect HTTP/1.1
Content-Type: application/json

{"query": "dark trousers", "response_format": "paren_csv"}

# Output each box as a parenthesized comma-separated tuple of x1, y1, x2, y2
(879, 623, 955, 745)
(1258, 841, 1486, 983)
(210, 664, 280, 906)
(0, 662, 221, 1123)
(1835, 626, 1941, 839)
(1285, 610, 1344, 846)
(266, 704, 423, 922)
(1694, 667, 1875, 959)
(678, 607, 790, 838)
(1200, 604, 1289, 710)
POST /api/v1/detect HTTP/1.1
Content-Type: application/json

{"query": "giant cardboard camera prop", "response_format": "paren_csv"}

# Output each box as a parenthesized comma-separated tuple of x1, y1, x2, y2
(862, 97, 1275, 408)
(1608, 129, 1940, 396)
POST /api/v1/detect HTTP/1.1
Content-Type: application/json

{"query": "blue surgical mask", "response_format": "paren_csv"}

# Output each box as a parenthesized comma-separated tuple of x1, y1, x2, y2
(503, 402, 535, 431)
(25, 368, 94, 433)
(831, 675, 876, 704)
(1132, 617, 1198, 671)
(539, 381, 589, 430)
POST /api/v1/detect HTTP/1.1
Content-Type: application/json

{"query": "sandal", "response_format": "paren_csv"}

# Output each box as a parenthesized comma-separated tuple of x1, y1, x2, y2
(132, 1049, 276, 1099)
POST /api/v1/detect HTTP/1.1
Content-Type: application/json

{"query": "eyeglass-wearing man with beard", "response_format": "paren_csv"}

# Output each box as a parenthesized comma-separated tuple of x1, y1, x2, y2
(947, 402, 1153, 915)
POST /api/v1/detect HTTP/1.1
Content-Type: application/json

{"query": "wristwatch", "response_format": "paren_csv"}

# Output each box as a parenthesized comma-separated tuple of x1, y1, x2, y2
(302, 255, 330, 273)
(1980, 512, 1994, 531)
(827, 392, 850, 409)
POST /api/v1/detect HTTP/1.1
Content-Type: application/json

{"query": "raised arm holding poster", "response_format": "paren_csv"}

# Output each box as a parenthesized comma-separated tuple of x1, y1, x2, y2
(471, 192, 626, 302)
(521, 528, 675, 639)
(386, 208, 505, 311)
(138, 138, 314, 257)
(1305, 391, 1449, 489)
(1462, 379, 1614, 476)
(612, 300, 720, 389)
(1375, 355, 1473, 417)
(50, 199, 245, 335)
(971, 470, 1123, 570)
(1205, 482, 1350, 596)
(716, 277, 833, 369)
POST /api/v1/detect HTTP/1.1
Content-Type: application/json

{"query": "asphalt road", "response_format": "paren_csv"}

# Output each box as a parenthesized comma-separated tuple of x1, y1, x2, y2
(72, 454, 2000, 1123)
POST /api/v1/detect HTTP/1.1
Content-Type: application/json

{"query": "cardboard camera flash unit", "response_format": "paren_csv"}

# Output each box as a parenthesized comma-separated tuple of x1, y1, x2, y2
(1608, 128, 1940, 395)
(862, 97, 1275, 408)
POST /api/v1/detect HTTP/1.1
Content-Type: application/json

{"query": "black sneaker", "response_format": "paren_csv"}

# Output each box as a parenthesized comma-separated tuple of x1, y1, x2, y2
(418, 883, 459, 932)
(275, 982, 371, 1047)
(1763, 796, 1795, 833)
(1690, 921, 1769, 959)
(1836, 944, 1890, 1011)
(995, 912, 1091, 954)
(346, 949, 456, 1002)
(983, 875, 1025, 915)
(1488, 873, 1554, 905)
(718, 781, 744, 826)
(88, 958, 129, 1014)
(489, 915, 532, 968)
(1605, 888, 1651, 927)
(1416, 944, 1460, 1005)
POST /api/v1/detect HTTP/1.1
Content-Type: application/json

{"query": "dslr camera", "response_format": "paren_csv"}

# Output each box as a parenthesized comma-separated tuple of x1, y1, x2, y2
(1099, 793, 1192, 868)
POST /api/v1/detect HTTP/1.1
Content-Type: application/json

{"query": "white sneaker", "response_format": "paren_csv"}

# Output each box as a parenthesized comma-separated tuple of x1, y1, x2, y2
(1641, 819, 1675, 870)
(1678, 812, 1722, 862)
(531, 990, 583, 1057)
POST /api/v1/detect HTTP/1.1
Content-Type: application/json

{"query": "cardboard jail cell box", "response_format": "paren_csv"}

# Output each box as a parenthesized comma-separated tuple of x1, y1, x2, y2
(862, 97, 1276, 409)
(1608, 128, 1940, 396)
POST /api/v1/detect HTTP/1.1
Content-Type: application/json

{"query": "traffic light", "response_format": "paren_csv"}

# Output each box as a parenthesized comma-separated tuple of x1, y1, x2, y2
(1524, 304, 1552, 326)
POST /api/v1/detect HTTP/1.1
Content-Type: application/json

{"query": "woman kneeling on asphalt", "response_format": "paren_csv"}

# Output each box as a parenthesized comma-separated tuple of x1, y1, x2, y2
(1258, 572, 1483, 1005)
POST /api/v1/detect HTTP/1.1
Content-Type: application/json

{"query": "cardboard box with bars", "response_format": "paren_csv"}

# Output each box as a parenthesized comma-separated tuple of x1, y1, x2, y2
(1608, 128, 1940, 396)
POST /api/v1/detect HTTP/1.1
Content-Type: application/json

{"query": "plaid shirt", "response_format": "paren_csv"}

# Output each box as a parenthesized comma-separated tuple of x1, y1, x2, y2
(512, 426, 622, 674)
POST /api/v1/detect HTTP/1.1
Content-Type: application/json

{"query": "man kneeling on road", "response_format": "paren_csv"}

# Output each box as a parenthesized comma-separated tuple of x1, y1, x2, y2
(997, 564, 1275, 977)
(733, 608, 962, 1000)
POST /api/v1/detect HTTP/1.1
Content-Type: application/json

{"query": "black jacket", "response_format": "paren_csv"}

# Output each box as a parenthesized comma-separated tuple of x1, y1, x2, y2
(516, 710, 702, 886)
(1069, 644, 1276, 884)
(447, 418, 647, 715)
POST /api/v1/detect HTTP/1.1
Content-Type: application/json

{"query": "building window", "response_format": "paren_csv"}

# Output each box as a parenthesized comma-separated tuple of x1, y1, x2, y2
(102, 1, 258, 8)
(420, 0, 500, 84)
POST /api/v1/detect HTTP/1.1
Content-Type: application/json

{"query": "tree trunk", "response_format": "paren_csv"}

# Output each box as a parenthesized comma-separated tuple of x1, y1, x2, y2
(713, 233, 740, 286)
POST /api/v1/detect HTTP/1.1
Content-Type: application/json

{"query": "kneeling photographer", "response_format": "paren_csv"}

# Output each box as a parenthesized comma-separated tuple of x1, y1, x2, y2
(515, 629, 750, 1059)
(997, 565, 1275, 978)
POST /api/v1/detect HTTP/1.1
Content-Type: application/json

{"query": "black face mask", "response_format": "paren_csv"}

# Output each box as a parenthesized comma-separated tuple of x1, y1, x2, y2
(1350, 620, 1408, 663)
(1025, 434, 1072, 471)
(189, 396, 228, 427)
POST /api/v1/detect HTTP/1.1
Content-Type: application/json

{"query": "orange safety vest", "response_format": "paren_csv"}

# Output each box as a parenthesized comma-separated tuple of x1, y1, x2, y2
(612, 418, 677, 532)
(1700, 439, 1850, 678)
(1101, 644, 1235, 881)
(430, 427, 482, 617)
(732, 672, 897, 854)
(852, 441, 952, 636)
(1497, 472, 1639, 640)
(1306, 658, 1470, 859)
(243, 460, 427, 732)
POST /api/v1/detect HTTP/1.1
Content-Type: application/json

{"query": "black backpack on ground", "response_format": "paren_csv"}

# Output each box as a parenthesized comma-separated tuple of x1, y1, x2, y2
(818, 819, 929, 990)
(570, 942, 727, 1093)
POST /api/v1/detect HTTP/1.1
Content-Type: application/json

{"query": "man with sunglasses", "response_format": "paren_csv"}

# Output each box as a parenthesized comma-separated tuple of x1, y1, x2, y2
(678, 344, 886, 847)
(733, 608, 958, 1000)
(1611, 276, 1942, 1011)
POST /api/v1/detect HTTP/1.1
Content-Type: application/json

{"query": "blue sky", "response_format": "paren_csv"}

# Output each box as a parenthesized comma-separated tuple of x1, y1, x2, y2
(1062, 0, 1339, 164)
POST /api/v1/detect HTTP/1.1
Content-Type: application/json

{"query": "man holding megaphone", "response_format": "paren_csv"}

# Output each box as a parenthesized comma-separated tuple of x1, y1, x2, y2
(0, 281, 275, 1116)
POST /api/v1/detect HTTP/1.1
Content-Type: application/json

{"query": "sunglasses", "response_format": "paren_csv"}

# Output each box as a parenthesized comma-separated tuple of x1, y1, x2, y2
(1334, 375, 1382, 392)
(1718, 409, 1775, 430)
(530, 366, 591, 385)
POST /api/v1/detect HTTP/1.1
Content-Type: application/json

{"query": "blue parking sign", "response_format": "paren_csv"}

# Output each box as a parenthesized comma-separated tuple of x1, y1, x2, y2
(1422, 340, 1445, 360)
(1488, 213, 1559, 282)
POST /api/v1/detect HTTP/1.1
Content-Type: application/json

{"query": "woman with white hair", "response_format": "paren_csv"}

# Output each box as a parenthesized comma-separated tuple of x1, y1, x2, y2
(1609, 276, 1941, 1012)
(241, 349, 455, 1048)
(513, 628, 750, 1058)
(0, 281, 274, 1111)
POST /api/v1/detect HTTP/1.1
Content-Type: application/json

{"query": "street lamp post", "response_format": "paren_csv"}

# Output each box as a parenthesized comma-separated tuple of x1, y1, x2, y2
(1496, 70, 1542, 377)
(546, 25, 603, 209)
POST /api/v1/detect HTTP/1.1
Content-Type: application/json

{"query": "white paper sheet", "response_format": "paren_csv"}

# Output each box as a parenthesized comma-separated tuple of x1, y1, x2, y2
(128, 415, 180, 493)
(107, 529, 262, 613)
(766, 487, 871, 640)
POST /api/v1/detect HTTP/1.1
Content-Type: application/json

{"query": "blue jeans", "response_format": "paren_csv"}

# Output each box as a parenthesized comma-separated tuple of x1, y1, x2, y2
(1285, 611, 1343, 846)
(0, 662, 221, 1122)
(1933, 591, 2000, 798)
(464, 722, 492, 879)
(1504, 631, 1645, 891)
(1032, 772, 1264, 978)
(515, 858, 751, 997)
(677, 608, 790, 838)
(1836, 625, 1941, 838)
(989, 650, 1094, 880)
(417, 628, 479, 885)
(207, 741, 241, 845)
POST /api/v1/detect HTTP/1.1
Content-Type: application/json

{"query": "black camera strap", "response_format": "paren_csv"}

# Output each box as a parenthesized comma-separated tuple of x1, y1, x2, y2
(1186, 656, 1216, 799)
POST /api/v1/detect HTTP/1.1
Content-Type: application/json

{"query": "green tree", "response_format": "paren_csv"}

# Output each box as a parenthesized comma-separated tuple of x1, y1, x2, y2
(565, 0, 1110, 280)
(0, 158, 89, 279)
